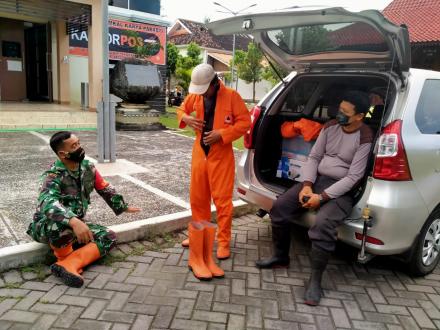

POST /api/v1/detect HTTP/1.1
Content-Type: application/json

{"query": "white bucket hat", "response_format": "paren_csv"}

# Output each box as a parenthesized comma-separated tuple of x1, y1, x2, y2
(188, 64, 216, 95)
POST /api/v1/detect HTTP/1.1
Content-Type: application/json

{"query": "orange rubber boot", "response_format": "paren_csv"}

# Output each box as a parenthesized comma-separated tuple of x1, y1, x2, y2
(51, 244, 73, 261)
(51, 242, 101, 287)
(188, 222, 212, 280)
(201, 221, 224, 278)
(217, 245, 230, 260)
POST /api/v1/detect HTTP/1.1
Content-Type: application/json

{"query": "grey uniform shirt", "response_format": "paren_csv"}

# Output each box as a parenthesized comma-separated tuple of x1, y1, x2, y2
(301, 119, 374, 199)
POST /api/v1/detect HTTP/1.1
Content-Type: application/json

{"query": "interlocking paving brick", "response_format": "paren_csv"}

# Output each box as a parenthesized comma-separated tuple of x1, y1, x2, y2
(152, 306, 176, 328)
(330, 308, 351, 328)
(214, 285, 230, 303)
(228, 314, 245, 330)
(375, 304, 410, 316)
(71, 319, 112, 330)
(105, 292, 130, 311)
(363, 311, 399, 324)
(53, 306, 84, 328)
(20, 282, 54, 292)
(104, 282, 136, 292)
(280, 311, 314, 323)
(171, 318, 208, 330)
(81, 289, 114, 300)
(130, 263, 150, 276)
(351, 320, 387, 330)
(195, 292, 214, 311)
(30, 302, 67, 314)
(397, 315, 420, 330)
(247, 306, 263, 328)
(39, 285, 68, 304)
(263, 299, 279, 319)
(176, 299, 196, 319)
(80, 299, 107, 319)
(13, 291, 44, 311)
(87, 274, 112, 290)
(0, 289, 29, 298)
(342, 300, 363, 320)
(123, 302, 158, 315)
(129, 286, 151, 303)
(57, 295, 91, 307)
(125, 276, 155, 286)
(264, 318, 299, 330)
(0, 310, 40, 323)
(213, 302, 245, 315)
(232, 279, 246, 296)
(408, 307, 436, 329)
(111, 323, 131, 330)
(0, 299, 19, 317)
(132, 315, 153, 330)
(98, 310, 136, 323)
(31, 313, 57, 330)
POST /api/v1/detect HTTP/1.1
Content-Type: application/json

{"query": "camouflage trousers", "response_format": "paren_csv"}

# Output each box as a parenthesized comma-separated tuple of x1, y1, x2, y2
(27, 219, 116, 256)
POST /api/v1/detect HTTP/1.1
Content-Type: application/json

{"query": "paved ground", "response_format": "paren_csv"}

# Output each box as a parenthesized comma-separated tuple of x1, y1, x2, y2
(0, 130, 242, 248)
(0, 214, 440, 329)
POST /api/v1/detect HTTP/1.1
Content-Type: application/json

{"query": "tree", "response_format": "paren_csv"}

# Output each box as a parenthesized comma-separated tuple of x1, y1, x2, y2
(235, 43, 263, 103)
(175, 42, 202, 91)
(262, 61, 288, 87)
(166, 42, 179, 92)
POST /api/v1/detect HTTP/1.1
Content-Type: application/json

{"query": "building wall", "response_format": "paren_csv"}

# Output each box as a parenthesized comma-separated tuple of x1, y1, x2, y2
(0, 18, 27, 101)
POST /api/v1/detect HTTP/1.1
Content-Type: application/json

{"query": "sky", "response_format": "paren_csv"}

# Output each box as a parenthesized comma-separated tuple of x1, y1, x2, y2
(160, 0, 394, 24)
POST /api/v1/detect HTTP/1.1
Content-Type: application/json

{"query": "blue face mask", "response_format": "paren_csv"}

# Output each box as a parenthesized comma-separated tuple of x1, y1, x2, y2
(336, 111, 351, 126)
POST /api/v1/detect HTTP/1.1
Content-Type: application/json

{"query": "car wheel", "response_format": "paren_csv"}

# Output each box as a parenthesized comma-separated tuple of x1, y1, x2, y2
(409, 209, 440, 276)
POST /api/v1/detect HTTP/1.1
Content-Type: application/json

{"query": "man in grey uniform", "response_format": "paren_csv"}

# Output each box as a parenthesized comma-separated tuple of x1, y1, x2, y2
(256, 91, 373, 306)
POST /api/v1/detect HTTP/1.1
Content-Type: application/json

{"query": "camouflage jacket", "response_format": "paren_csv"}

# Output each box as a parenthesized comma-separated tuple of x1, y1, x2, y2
(32, 159, 128, 226)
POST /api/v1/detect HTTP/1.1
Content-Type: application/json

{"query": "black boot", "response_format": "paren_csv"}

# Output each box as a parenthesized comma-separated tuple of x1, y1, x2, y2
(304, 248, 330, 306)
(255, 225, 291, 269)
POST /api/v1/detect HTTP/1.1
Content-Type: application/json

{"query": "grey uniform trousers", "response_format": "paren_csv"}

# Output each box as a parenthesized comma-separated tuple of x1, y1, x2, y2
(270, 176, 354, 252)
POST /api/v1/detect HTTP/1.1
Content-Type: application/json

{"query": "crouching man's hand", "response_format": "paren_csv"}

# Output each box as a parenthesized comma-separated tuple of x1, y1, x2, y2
(125, 206, 141, 213)
(69, 217, 93, 244)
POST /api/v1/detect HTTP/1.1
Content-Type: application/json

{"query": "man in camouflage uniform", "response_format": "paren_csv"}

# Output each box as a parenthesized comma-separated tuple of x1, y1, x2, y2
(27, 131, 140, 287)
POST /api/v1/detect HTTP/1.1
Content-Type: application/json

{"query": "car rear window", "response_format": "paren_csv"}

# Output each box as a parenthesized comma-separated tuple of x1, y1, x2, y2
(266, 22, 389, 55)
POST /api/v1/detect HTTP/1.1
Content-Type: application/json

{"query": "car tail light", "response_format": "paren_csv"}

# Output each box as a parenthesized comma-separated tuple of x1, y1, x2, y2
(244, 105, 262, 149)
(355, 232, 384, 245)
(373, 120, 412, 181)
(237, 187, 247, 195)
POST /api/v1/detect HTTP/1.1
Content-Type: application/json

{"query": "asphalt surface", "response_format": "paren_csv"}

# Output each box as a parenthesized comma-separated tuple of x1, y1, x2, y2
(0, 130, 242, 249)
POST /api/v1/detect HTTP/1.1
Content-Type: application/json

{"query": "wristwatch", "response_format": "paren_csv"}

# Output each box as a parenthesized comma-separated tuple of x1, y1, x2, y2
(318, 194, 324, 203)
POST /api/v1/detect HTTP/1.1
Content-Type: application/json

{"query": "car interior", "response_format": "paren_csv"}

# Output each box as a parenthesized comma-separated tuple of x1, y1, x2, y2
(253, 73, 396, 196)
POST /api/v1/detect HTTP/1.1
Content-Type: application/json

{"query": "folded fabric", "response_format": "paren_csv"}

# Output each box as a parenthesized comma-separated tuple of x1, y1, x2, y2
(280, 118, 323, 141)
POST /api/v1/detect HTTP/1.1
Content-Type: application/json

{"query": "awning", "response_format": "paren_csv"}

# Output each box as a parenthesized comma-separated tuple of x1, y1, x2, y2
(0, 0, 91, 33)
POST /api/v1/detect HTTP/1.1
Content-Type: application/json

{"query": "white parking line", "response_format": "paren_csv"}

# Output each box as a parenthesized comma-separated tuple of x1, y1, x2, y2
(120, 174, 190, 209)
(29, 131, 191, 209)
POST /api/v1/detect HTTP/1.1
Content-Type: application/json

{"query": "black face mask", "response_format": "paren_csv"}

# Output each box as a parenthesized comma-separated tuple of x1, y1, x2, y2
(336, 111, 351, 126)
(67, 147, 85, 163)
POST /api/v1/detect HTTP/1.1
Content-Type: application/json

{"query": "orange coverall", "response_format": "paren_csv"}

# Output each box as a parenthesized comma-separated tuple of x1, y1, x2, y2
(177, 82, 251, 249)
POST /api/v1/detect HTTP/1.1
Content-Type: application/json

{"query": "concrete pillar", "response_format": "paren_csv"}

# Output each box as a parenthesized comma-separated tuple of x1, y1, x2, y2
(56, 21, 70, 104)
(88, 0, 104, 110)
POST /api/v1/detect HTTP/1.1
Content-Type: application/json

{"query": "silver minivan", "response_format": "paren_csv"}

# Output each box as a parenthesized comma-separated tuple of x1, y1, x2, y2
(209, 7, 440, 275)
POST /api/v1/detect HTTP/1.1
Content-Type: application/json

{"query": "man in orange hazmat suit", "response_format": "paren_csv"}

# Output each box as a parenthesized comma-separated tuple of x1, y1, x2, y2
(177, 64, 251, 263)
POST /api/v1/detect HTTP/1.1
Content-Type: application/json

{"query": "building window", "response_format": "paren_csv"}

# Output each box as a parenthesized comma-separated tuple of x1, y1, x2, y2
(109, 0, 128, 9)
(130, 0, 160, 15)
(415, 79, 440, 134)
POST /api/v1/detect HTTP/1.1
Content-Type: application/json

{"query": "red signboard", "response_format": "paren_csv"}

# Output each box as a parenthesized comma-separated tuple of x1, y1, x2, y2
(69, 18, 166, 65)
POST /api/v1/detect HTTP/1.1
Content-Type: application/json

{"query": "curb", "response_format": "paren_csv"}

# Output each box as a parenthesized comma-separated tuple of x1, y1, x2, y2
(0, 200, 257, 273)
